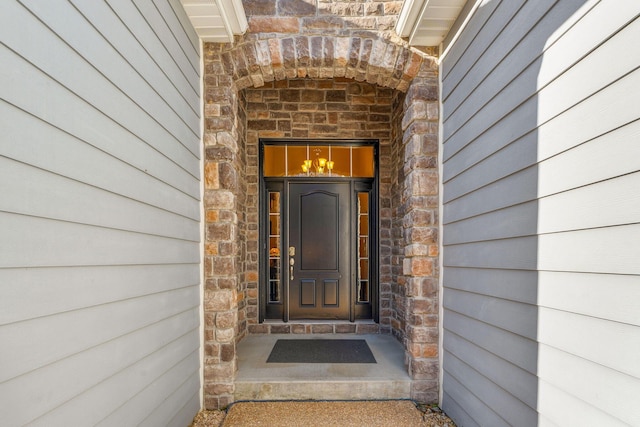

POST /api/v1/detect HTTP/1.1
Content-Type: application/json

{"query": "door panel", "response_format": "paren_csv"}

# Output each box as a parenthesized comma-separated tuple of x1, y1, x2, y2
(289, 182, 350, 319)
(300, 191, 338, 270)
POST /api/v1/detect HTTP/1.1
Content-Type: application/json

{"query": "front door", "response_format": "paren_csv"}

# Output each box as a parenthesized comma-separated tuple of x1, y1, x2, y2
(288, 182, 350, 320)
(261, 140, 377, 322)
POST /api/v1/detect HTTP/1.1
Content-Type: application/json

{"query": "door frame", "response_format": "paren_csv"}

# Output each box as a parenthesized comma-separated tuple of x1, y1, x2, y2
(259, 139, 379, 323)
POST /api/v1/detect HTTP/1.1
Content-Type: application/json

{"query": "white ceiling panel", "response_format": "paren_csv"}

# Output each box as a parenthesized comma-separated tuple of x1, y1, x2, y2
(396, 0, 468, 46)
(180, 0, 248, 43)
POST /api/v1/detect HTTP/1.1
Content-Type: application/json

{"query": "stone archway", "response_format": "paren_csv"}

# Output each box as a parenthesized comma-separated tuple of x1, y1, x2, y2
(215, 34, 426, 92)
(202, 33, 440, 409)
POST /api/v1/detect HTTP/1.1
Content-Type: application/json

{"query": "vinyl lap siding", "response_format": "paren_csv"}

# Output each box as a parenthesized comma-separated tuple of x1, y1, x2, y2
(0, 1, 201, 426)
(441, 0, 640, 426)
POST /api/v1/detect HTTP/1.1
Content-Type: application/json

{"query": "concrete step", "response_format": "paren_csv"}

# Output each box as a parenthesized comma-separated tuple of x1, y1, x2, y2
(235, 379, 411, 400)
(235, 334, 412, 401)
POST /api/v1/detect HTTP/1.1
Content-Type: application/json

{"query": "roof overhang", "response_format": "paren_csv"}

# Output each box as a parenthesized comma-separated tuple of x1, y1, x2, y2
(181, 0, 248, 43)
(395, 0, 468, 47)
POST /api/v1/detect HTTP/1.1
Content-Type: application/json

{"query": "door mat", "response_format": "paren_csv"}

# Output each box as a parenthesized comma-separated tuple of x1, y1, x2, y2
(266, 339, 377, 363)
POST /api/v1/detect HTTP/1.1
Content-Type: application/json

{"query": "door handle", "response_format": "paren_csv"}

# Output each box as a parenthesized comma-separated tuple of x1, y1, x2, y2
(289, 246, 295, 280)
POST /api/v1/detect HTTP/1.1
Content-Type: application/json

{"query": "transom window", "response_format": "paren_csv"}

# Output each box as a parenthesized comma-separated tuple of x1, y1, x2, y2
(263, 144, 375, 177)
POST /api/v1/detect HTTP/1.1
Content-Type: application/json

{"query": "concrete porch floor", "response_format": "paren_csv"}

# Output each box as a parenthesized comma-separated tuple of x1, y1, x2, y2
(235, 333, 412, 401)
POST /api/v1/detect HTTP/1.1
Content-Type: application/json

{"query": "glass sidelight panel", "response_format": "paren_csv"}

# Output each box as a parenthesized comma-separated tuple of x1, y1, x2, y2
(357, 192, 370, 303)
(268, 192, 281, 303)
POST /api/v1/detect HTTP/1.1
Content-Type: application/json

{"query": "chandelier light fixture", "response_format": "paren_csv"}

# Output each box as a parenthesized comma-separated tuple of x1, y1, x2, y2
(301, 147, 334, 175)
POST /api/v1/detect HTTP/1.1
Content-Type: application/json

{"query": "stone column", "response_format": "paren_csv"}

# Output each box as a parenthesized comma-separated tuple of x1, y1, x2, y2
(400, 61, 440, 403)
(202, 44, 241, 410)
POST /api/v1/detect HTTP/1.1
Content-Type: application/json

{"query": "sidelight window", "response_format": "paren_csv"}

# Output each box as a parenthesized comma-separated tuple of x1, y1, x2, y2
(357, 192, 370, 303)
(268, 191, 281, 303)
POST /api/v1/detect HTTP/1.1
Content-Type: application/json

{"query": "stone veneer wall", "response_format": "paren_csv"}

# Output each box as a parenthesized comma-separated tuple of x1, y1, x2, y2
(202, 48, 240, 409)
(242, 77, 395, 335)
(398, 64, 440, 402)
(235, 91, 250, 342)
(388, 63, 440, 402)
(390, 87, 405, 340)
(201, 0, 440, 409)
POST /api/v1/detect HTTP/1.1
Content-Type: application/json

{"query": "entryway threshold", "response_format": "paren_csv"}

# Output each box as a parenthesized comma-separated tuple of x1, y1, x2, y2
(250, 319, 381, 334)
(235, 334, 411, 401)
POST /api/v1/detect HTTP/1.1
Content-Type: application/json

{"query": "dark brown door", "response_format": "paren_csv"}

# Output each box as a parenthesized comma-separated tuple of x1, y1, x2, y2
(288, 182, 350, 320)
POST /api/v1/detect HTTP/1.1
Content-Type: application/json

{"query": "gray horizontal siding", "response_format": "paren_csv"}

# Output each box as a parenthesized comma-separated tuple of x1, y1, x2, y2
(0, 0, 201, 426)
(444, 331, 537, 410)
(0, 212, 199, 268)
(0, 155, 199, 241)
(442, 0, 640, 425)
(0, 265, 200, 325)
(1, 3, 200, 175)
(0, 101, 200, 217)
(444, 310, 538, 376)
(444, 349, 537, 426)
(109, 0, 200, 103)
(443, 0, 639, 183)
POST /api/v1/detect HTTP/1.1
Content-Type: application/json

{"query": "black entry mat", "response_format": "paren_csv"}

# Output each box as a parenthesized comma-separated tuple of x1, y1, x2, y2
(266, 339, 377, 363)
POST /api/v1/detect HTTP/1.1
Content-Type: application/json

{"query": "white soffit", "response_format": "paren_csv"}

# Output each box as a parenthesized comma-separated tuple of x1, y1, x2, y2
(396, 0, 467, 46)
(181, 0, 248, 43)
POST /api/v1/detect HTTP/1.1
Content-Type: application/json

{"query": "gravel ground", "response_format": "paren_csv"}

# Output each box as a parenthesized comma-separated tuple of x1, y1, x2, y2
(190, 400, 456, 426)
